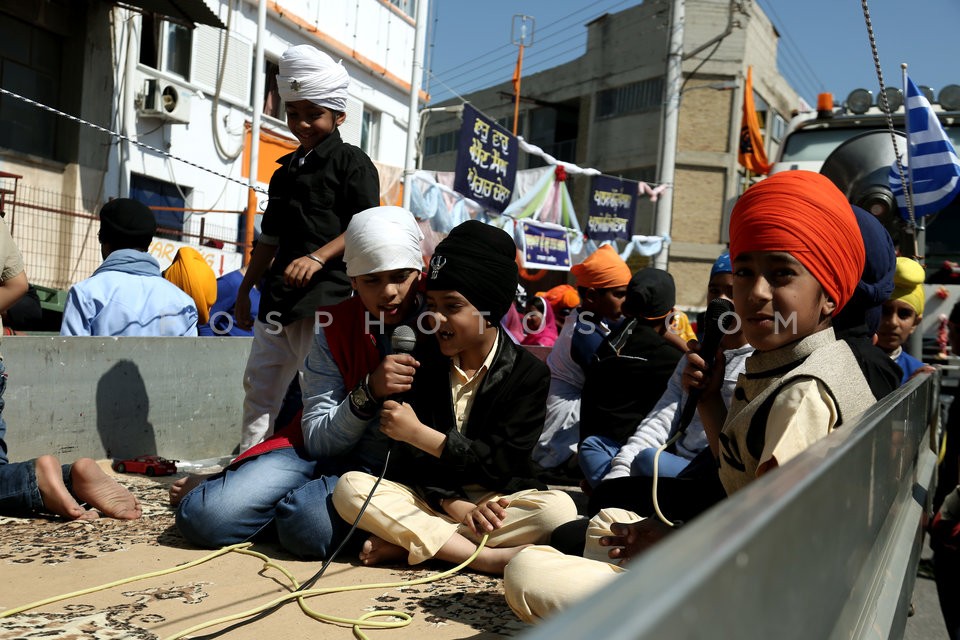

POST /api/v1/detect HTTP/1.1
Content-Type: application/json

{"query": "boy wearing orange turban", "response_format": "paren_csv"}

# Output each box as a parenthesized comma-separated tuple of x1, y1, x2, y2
(532, 244, 632, 476)
(696, 170, 877, 493)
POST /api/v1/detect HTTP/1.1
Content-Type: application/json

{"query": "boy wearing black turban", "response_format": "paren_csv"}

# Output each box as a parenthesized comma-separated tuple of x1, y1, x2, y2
(333, 220, 577, 574)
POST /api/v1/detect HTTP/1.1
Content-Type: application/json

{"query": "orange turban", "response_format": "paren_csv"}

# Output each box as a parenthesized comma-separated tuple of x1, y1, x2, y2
(163, 247, 218, 324)
(570, 245, 631, 289)
(537, 284, 581, 312)
(729, 171, 865, 314)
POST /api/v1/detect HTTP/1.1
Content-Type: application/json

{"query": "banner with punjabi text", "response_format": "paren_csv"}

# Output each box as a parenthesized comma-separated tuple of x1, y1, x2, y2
(453, 104, 518, 213)
(519, 219, 571, 271)
(586, 175, 637, 242)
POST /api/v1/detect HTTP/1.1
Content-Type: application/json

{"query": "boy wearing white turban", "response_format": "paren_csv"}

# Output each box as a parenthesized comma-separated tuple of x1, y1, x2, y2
(177, 206, 425, 560)
(234, 44, 381, 454)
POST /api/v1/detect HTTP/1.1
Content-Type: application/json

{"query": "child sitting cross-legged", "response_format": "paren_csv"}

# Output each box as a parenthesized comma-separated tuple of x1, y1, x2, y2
(332, 220, 578, 575)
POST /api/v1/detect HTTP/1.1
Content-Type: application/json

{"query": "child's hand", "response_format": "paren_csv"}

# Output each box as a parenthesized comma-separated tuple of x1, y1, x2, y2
(599, 518, 672, 565)
(464, 497, 510, 535)
(234, 293, 253, 330)
(681, 346, 725, 399)
(283, 255, 324, 288)
(368, 354, 419, 400)
(379, 400, 422, 443)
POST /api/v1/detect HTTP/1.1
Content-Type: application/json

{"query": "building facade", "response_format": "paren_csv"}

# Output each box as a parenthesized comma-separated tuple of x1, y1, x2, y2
(0, 0, 422, 291)
(421, 0, 799, 308)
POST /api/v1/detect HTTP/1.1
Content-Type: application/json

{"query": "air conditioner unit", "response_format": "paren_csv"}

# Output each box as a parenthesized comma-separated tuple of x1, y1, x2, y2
(138, 75, 191, 124)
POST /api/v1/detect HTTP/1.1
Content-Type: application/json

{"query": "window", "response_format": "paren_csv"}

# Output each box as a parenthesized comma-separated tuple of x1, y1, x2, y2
(388, 0, 416, 18)
(261, 59, 282, 119)
(130, 174, 190, 242)
(361, 108, 379, 156)
(0, 12, 61, 160)
(140, 13, 192, 80)
(596, 77, 664, 119)
(424, 130, 457, 156)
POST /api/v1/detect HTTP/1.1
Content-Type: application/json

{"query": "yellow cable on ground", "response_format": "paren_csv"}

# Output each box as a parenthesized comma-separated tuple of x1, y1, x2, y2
(0, 535, 491, 640)
(0, 542, 252, 618)
(167, 535, 489, 640)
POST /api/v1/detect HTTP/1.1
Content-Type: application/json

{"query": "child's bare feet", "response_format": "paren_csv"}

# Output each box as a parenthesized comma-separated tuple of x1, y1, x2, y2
(168, 474, 209, 507)
(35, 455, 97, 521)
(359, 535, 407, 566)
(71, 458, 142, 520)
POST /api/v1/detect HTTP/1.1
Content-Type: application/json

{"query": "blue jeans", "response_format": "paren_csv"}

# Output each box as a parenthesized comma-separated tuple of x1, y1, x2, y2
(175, 446, 372, 559)
(0, 360, 72, 514)
(578, 435, 621, 488)
(579, 435, 692, 488)
(632, 448, 691, 478)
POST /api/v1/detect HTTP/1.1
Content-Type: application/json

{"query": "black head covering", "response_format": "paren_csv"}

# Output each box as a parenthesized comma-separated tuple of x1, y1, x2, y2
(99, 198, 157, 248)
(833, 205, 896, 335)
(426, 220, 518, 324)
(622, 267, 675, 320)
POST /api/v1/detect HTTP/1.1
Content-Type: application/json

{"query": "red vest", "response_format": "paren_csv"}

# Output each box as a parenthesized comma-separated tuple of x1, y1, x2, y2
(230, 296, 381, 465)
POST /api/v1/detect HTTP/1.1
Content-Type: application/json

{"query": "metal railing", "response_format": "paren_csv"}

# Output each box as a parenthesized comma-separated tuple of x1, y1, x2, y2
(522, 372, 939, 640)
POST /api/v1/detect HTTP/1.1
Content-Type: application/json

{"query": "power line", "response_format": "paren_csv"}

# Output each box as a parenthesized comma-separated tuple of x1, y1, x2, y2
(428, 0, 635, 100)
(755, 0, 825, 100)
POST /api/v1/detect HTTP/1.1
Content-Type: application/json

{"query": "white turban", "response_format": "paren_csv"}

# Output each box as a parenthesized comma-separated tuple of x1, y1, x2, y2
(276, 45, 350, 112)
(344, 206, 424, 277)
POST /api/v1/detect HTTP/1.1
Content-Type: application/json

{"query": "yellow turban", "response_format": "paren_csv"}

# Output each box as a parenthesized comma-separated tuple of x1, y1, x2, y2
(890, 257, 925, 316)
(164, 247, 218, 324)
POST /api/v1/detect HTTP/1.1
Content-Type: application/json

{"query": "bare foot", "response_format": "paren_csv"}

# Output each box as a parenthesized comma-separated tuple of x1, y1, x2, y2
(168, 474, 208, 507)
(468, 544, 531, 575)
(71, 458, 142, 520)
(35, 455, 97, 521)
(359, 535, 408, 566)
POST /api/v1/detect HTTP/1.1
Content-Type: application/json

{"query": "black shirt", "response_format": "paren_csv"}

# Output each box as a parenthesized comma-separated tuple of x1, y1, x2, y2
(259, 129, 380, 324)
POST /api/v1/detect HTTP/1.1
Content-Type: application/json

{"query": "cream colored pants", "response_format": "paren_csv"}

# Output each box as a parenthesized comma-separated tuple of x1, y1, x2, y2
(503, 508, 642, 623)
(332, 471, 578, 565)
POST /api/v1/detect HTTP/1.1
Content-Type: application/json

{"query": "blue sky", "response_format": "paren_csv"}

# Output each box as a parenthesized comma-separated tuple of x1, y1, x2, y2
(424, 0, 960, 108)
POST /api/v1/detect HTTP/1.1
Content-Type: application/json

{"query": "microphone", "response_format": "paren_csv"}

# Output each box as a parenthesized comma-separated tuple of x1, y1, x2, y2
(674, 297, 736, 435)
(388, 324, 418, 403)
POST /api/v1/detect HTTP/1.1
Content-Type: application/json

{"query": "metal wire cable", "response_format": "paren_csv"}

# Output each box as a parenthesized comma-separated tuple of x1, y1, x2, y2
(860, 0, 913, 226)
(0, 86, 268, 195)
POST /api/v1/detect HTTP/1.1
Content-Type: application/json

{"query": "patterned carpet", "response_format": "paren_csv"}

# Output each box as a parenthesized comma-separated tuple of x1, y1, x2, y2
(0, 470, 530, 639)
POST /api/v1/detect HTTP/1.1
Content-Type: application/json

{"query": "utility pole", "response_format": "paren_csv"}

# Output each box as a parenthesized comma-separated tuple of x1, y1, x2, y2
(511, 15, 535, 136)
(402, 0, 430, 211)
(244, 0, 267, 265)
(654, 0, 684, 271)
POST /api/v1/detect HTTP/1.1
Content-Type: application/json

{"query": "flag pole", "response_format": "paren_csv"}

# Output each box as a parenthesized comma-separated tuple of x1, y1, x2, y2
(512, 44, 524, 136)
(511, 15, 534, 137)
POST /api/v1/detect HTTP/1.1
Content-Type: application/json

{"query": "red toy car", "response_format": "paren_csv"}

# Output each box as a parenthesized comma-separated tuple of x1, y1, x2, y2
(112, 455, 178, 476)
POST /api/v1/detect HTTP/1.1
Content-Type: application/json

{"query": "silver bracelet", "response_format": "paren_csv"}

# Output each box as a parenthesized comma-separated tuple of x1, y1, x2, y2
(307, 254, 325, 267)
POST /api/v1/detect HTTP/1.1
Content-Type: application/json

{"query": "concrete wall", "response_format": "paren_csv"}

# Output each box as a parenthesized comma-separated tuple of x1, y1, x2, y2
(2, 337, 251, 463)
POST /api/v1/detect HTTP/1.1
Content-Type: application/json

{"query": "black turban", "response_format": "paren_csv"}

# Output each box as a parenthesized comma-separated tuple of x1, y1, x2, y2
(99, 198, 157, 246)
(426, 220, 518, 324)
(622, 267, 676, 320)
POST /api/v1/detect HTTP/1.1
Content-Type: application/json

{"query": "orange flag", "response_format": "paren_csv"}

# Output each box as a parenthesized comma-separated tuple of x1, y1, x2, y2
(512, 45, 524, 97)
(738, 66, 772, 174)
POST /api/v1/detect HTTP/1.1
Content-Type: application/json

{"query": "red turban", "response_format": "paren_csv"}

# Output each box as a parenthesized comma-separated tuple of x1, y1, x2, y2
(570, 245, 631, 289)
(729, 171, 865, 314)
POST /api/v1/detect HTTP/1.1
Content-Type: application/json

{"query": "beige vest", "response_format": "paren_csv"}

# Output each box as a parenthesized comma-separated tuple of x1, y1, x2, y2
(718, 328, 876, 494)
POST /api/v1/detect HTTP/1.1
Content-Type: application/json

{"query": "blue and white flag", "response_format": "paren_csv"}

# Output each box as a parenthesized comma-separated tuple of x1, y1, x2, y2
(889, 73, 960, 218)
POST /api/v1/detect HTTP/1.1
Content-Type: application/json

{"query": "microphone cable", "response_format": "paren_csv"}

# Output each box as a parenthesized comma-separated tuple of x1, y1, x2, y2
(188, 447, 395, 639)
(651, 298, 735, 527)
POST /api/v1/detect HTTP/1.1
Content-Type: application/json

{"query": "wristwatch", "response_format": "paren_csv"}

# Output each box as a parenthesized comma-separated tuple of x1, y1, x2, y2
(349, 374, 380, 417)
